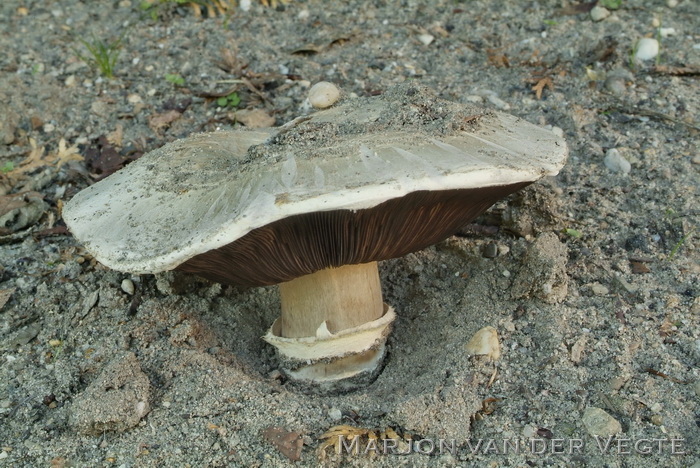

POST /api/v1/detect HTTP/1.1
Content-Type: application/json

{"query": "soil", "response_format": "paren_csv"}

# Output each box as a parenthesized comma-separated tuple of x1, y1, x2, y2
(1, 1, 698, 467)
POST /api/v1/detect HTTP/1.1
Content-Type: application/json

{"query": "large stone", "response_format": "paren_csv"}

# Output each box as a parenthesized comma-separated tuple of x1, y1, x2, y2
(69, 352, 150, 435)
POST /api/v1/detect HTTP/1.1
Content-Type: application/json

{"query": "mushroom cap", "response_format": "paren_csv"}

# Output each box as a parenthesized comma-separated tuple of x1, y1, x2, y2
(63, 84, 567, 286)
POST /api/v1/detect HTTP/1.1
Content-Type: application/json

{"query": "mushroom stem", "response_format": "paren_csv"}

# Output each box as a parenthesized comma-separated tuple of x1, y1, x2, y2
(264, 262, 395, 393)
(278, 262, 383, 338)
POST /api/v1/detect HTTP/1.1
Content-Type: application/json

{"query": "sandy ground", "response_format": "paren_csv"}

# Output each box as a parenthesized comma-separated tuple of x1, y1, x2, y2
(0, 0, 698, 466)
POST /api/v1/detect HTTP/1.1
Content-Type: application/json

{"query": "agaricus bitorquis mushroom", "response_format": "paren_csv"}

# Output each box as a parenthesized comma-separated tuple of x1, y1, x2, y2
(63, 84, 568, 392)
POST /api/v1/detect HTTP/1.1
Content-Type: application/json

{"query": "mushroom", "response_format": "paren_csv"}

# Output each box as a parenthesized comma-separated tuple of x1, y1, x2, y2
(63, 84, 567, 392)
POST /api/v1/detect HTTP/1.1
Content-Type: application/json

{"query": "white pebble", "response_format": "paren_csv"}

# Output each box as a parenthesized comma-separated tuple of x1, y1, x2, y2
(604, 148, 631, 174)
(590, 6, 610, 22)
(328, 407, 342, 421)
(308, 82, 340, 109)
(551, 126, 564, 137)
(121, 278, 135, 295)
(239, 0, 251, 11)
(417, 33, 435, 46)
(659, 27, 676, 38)
(635, 38, 659, 61)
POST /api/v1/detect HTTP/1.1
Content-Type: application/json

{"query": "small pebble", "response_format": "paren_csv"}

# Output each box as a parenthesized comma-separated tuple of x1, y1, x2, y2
(121, 278, 135, 295)
(650, 414, 663, 426)
(604, 76, 626, 95)
(591, 283, 609, 296)
(465, 326, 501, 361)
(417, 33, 435, 46)
(590, 6, 610, 22)
(582, 407, 622, 437)
(659, 27, 676, 38)
(328, 407, 342, 421)
(482, 242, 498, 258)
(64, 75, 76, 87)
(692, 380, 700, 397)
(551, 126, 564, 137)
(635, 38, 659, 61)
(308, 82, 340, 109)
(43, 123, 55, 133)
(604, 148, 631, 174)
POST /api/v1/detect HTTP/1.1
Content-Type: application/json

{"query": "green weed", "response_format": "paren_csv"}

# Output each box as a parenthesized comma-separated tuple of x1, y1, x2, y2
(217, 92, 241, 108)
(74, 34, 124, 78)
(165, 73, 185, 86)
(667, 228, 695, 261)
(600, 0, 622, 9)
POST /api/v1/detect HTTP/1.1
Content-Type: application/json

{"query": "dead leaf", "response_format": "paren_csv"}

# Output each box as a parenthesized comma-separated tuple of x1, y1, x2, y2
(652, 65, 700, 76)
(290, 44, 323, 55)
(486, 49, 510, 68)
(31, 116, 44, 130)
(555, 2, 596, 16)
(107, 124, 124, 148)
(33, 225, 69, 239)
(532, 76, 554, 99)
(84, 135, 141, 180)
(0, 288, 15, 310)
(262, 426, 304, 461)
(148, 110, 182, 133)
(630, 260, 651, 274)
(17, 138, 46, 174)
(54, 138, 83, 168)
(644, 367, 687, 384)
(234, 109, 275, 128)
